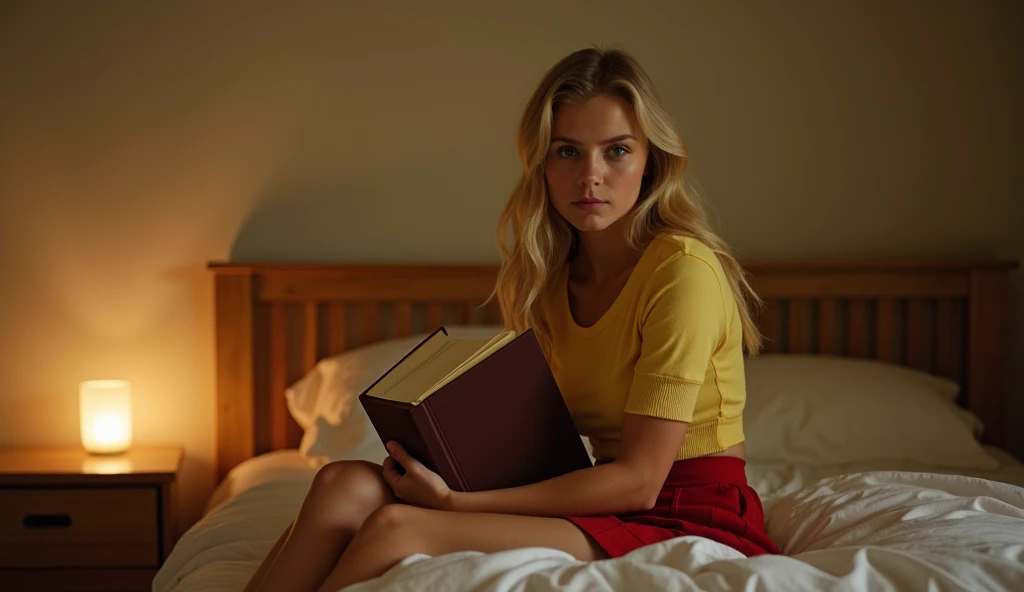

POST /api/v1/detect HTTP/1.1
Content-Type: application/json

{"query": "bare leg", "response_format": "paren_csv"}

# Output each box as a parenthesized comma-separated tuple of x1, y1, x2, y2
(318, 504, 607, 591)
(244, 460, 396, 592)
(241, 522, 292, 592)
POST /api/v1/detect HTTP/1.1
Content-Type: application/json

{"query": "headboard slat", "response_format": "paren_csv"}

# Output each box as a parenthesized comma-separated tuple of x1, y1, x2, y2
(875, 299, 896, 363)
(396, 302, 413, 337)
(252, 302, 271, 457)
(213, 273, 256, 481)
(967, 269, 1011, 447)
(936, 299, 956, 380)
(427, 302, 444, 329)
(760, 300, 781, 353)
(788, 299, 809, 353)
(461, 301, 478, 325)
(303, 302, 319, 373)
(328, 303, 347, 356)
(361, 303, 379, 345)
(485, 302, 503, 325)
(906, 299, 928, 370)
(848, 300, 869, 357)
(818, 299, 837, 355)
(268, 303, 288, 452)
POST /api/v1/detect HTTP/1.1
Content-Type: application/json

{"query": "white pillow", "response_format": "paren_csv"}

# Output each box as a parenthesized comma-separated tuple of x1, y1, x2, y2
(286, 326, 505, 462)
(743, 354, 999, 469)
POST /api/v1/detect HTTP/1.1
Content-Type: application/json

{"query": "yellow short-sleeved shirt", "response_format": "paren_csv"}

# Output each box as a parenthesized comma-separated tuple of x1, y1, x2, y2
(544, 233, 747, 461)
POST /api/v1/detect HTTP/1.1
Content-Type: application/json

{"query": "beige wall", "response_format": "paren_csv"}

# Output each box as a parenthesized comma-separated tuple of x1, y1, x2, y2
(2, 1, 1021, 532)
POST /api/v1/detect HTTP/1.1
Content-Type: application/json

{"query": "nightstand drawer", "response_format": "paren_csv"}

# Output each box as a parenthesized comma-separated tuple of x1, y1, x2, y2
(0, 487, 159, 568)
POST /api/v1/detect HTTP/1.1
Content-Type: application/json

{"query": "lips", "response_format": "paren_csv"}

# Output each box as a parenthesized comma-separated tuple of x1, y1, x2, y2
(571, 198, 607, 211)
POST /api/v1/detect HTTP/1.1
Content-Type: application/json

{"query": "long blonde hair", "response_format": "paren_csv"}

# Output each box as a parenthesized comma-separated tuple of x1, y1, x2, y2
(495, 48, 762, 354)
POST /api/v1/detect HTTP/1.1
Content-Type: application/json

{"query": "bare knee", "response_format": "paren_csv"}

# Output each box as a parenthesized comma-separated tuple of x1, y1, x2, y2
(312, 460, 381, 487)
(358, 504, 418, 542)
(312, 461, 390, 500)
(302, 461, 394, 524)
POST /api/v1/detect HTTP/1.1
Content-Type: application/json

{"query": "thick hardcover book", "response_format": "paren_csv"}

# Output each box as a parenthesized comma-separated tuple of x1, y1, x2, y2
(358, 327, 592, 492)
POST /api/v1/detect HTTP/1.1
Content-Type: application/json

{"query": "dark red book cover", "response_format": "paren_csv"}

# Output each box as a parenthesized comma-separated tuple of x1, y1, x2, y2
(358, 328, 592, 492)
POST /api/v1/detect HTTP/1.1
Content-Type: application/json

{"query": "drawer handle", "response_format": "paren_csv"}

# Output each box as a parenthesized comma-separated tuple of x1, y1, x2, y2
(23, 514, 73, 529)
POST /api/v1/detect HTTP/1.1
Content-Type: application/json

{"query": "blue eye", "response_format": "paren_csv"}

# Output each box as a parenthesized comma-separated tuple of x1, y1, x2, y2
(555, 146, 577, 158)
(609, 145, 629, 157)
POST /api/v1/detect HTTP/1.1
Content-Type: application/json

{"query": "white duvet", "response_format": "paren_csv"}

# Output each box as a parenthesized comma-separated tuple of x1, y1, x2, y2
(155, 450, 1024, 592)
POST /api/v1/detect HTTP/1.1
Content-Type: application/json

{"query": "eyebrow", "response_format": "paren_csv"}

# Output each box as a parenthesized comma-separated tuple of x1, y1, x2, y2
(550, 134, 638, 145)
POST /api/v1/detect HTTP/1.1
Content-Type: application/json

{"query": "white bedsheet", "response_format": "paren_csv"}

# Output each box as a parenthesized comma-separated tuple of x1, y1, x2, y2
(155, 450, 1024, 592)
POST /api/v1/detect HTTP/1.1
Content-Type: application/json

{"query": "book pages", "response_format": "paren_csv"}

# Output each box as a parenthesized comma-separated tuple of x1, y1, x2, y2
(416, 330, 517, 403)
(366, 334, 494, 404)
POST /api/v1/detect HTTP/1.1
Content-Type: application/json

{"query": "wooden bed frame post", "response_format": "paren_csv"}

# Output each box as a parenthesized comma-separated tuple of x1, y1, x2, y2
(214, 271, 257, 481)
(968, 269, 1011, 446)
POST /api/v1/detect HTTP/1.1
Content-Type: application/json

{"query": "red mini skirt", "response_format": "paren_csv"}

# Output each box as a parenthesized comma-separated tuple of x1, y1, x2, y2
(564, 456, 779, 558)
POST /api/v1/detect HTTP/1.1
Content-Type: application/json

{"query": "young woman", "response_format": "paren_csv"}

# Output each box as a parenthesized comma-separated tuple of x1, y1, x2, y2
(244, 47, 778, 592)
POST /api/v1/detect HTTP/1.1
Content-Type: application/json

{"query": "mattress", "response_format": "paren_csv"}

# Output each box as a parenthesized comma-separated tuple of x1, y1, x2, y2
(154, 448, 1024, 592)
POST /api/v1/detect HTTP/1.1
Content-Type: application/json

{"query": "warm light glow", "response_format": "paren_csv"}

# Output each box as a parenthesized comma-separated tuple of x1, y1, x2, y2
(83, 456, 134, 474)
(80, 380, 133, 454)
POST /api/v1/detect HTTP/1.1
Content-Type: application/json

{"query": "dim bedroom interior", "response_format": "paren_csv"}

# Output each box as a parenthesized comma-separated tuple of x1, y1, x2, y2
(152, 259, 1024, 591)
(2, 2, 1023, 592)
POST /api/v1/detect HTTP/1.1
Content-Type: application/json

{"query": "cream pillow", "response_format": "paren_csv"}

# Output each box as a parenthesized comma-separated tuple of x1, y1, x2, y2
(743, 355, 999, 469)
(285, 326, 505, 462)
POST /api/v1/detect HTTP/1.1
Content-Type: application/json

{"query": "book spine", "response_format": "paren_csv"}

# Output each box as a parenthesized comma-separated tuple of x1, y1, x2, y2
(411, 402, 470, 492)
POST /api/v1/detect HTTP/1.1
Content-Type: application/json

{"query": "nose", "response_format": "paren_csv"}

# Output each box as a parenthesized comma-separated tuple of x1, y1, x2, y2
(579, 153, 604, 188)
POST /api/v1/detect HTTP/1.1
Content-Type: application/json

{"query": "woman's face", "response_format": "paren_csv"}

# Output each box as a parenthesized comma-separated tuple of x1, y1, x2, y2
(545, 94, 649, 235)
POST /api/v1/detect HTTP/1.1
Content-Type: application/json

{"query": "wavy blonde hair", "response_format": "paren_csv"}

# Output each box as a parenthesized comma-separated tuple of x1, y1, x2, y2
(495, 48, 762, 355)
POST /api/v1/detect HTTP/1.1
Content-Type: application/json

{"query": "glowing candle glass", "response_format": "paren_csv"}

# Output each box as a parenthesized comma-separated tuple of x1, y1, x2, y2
(79, 380, 132, 454)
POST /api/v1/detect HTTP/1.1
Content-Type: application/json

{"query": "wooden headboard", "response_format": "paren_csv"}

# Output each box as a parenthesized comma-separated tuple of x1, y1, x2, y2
(210, 260, 1017, 480)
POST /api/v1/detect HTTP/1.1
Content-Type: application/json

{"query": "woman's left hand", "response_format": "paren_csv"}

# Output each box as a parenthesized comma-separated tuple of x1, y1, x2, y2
(382, 441, 455, 511)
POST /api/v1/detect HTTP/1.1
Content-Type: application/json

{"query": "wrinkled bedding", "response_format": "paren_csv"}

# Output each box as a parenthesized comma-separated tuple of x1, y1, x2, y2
(154, 449, 1024, 592)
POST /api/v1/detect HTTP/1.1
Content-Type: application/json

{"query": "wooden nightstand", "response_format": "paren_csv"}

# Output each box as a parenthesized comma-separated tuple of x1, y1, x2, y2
(0, 446, 182, 592)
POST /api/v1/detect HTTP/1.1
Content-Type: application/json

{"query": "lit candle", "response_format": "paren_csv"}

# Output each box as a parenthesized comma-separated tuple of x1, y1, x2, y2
(79, 380, 133, 454)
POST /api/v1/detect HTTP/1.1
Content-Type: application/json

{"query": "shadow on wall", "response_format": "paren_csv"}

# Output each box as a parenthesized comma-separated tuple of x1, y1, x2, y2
(229, 163, 512, 264)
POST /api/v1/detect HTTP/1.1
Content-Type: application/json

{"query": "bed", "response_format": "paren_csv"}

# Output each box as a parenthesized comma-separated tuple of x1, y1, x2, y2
(154, 259, 1024, 592)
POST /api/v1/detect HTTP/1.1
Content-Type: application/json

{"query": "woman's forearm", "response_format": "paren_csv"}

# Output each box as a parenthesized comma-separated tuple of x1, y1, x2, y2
(446, 461, 657, 517)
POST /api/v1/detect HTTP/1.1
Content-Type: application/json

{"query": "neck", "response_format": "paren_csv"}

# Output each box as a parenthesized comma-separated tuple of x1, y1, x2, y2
(573, 223, 644, 284)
